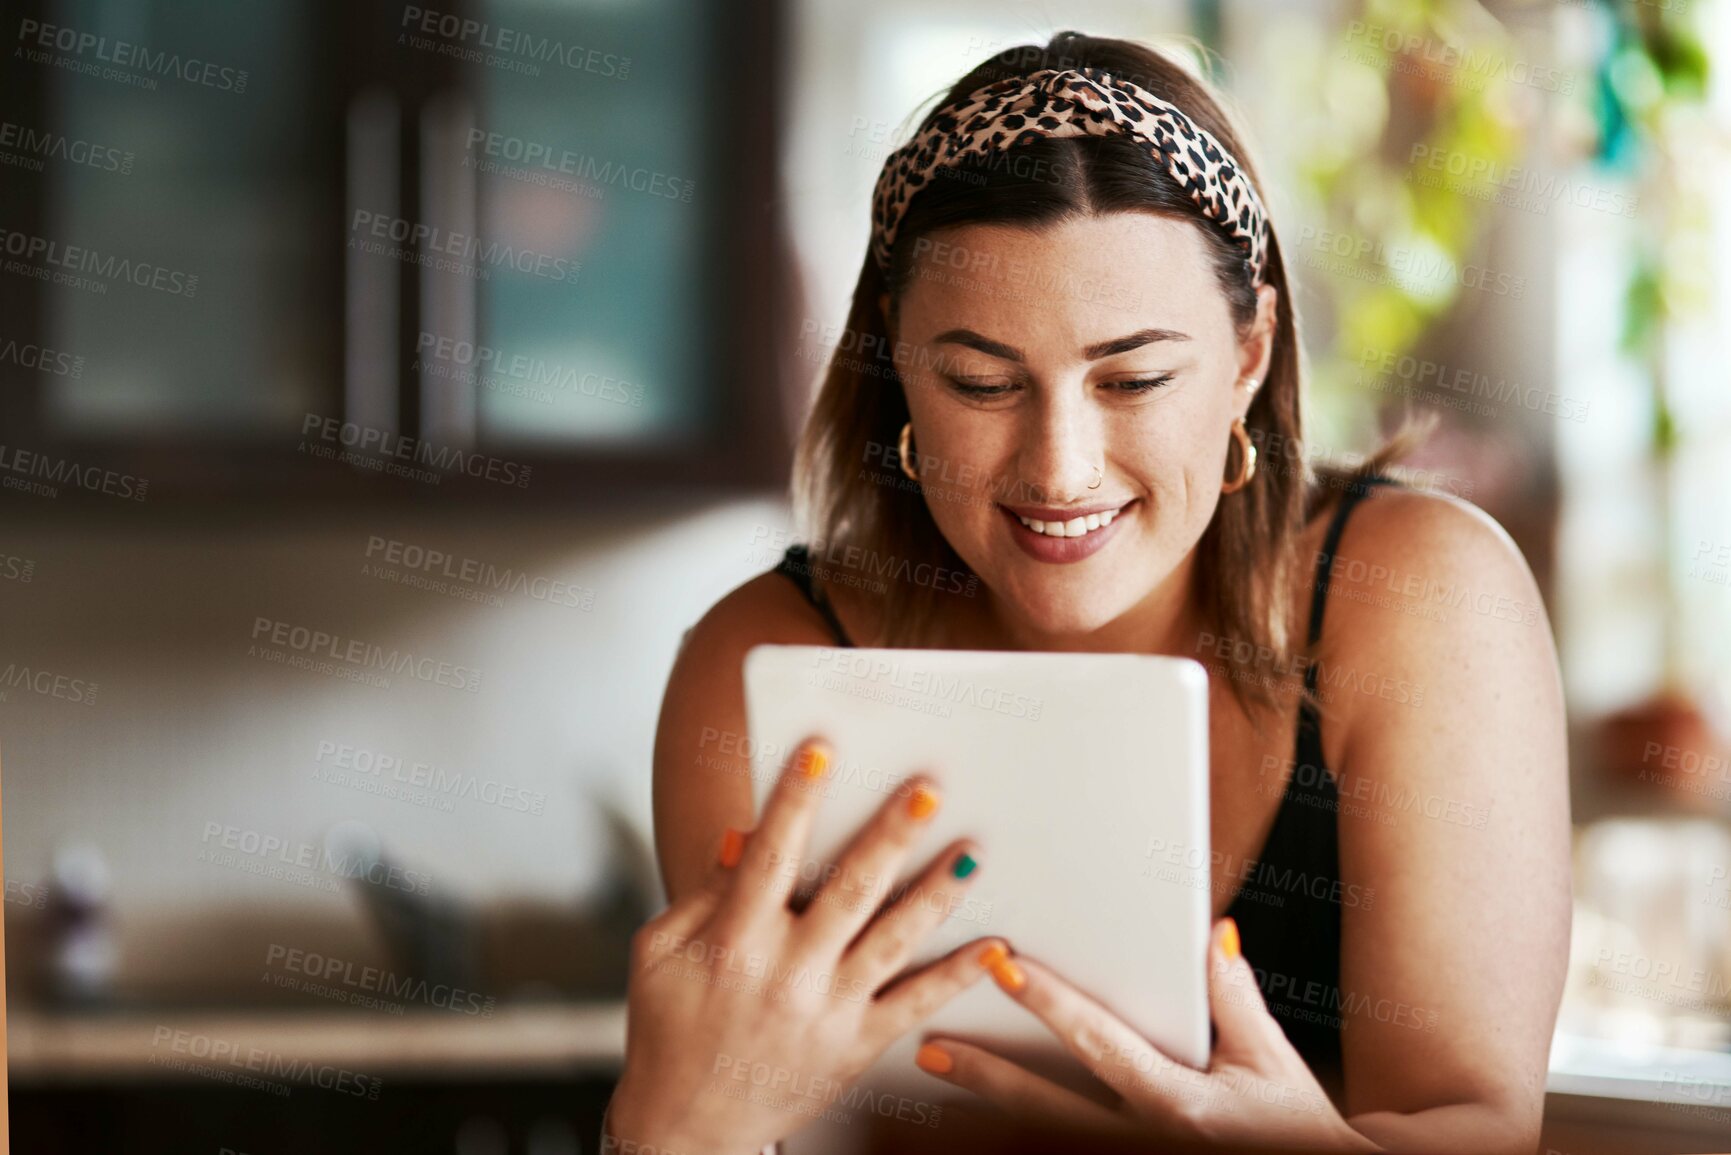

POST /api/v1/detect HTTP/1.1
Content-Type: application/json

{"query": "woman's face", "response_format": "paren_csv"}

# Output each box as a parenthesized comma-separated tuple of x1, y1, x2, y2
(889, 211, 1278, 641)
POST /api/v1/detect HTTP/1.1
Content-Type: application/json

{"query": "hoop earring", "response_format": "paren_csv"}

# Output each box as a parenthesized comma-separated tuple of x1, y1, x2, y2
(897, 421, 920, 482)
(1088, 464, 1103, 490)
(1220, 418, 1257, 494)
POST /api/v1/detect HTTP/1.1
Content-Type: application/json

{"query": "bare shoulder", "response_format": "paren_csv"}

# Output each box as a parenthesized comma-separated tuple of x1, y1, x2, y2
(1313, 487, 1571, 1122)
(1318, 483, 1554, 701)
(690, 567, 852, 650)
(1324, 484, 1550, 656)
(650, 568, 850, 902)
(1333, 485, 1538, 598)
(674, 566, 860, 681)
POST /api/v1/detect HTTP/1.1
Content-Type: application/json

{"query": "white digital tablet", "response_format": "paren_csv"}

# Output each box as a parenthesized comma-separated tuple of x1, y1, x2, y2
(742, 644, 1213, 1115)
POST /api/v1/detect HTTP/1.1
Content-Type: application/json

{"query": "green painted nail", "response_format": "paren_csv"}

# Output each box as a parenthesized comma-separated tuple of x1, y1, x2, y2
(952, 852, 978, 879)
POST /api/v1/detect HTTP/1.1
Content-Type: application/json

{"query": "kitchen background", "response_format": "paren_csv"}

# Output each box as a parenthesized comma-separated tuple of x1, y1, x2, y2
(3, 0, 1730, 1151)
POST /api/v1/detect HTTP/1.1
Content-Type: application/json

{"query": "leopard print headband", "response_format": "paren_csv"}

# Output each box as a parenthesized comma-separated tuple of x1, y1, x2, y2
(870, 66, 1271, 286)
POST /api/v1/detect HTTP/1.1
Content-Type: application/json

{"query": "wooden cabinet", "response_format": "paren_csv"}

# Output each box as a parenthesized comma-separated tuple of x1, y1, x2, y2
(0, 0, 791, 506)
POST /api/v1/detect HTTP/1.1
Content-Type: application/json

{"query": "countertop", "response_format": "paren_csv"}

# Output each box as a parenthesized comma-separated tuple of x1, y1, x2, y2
(11, 1008, 1730, 1120)
(7, 1001, 628, 1081)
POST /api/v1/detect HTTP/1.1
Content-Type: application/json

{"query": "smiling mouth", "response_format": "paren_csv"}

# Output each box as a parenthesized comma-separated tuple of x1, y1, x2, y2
(1004, 499, 1138, 539)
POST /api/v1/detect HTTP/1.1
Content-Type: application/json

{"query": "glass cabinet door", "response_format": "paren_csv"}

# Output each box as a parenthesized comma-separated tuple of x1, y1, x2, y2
(429, 0, 723, 450)
(28, 0, 338, 441)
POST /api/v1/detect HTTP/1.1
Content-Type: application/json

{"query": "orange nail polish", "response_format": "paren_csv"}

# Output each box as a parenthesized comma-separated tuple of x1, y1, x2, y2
(907, 784, 940, 820)
(915, 1042, 953, 1075)
(800, 742, 831, 779)
(1221, 917, 1241, 962)
(719, 827, 746, 869)
(977, 943, 1024, 992)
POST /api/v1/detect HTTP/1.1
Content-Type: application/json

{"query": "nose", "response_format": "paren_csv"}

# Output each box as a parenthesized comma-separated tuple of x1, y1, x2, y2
(1015, 388, 1103, 506)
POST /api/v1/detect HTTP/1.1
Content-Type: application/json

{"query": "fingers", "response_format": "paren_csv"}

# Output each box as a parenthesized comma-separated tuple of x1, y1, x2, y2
(983, 948, 1205, 1120)
(1206, 917, 1291, 1063)
(708, 736, 833, 931)
(796, 774, 943, 951)
(842, 838, 982, 989)
(864, 936, 998, 1049)
(996, 951, 1170, 1077)
(648, 825, 750, 942)
(910, 1037, 1123, 1130)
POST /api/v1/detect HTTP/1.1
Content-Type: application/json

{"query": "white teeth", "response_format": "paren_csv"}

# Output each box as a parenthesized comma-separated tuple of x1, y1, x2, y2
(1015, 507, 1125, 538)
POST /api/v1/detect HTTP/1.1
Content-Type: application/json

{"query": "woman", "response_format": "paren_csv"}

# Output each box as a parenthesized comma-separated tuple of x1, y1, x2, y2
(607, 32, 1570, 1155)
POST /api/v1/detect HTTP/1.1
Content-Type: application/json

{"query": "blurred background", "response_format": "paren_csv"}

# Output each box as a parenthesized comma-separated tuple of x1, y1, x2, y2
(2, 0, 1730, 1151)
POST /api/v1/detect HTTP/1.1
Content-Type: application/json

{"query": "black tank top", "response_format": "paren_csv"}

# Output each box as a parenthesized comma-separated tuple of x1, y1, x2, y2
(770, 476, 1396, 1081)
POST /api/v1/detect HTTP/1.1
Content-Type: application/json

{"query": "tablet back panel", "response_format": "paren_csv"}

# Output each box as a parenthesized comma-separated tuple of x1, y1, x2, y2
(743, 644, 1212, 1074)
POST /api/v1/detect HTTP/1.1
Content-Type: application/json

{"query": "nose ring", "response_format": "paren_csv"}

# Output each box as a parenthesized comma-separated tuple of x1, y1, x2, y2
(1088, 464, 1103, 490)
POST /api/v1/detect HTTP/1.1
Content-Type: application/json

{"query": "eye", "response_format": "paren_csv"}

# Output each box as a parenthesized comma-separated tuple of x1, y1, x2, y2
(945, 377, 1021, 399)
(1105, 375, 1175, 394)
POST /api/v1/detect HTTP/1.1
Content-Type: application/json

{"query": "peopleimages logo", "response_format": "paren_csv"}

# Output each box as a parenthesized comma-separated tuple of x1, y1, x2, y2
(0, 226, 198, 296)
(747, 524, 978, 597)
(149, 1027, 380, 1098)
(415, 332, 643, 407)
(299, 414, 531, 488)
(0, 662, 98, 705)
(1343, 21, 1574, 95)
(264, 944, 496, 1016)
(15, 19, 251, 92)
(363, 536, 596, 610)
(313, 739, 548, 815)
(806, 647, 1043, 720)
(349, 211, 579, 285)
(0, 443, 145, 501)
(1191, 631, 1427, 709)
(1294, 225, 1525, 299)
(464, 129, 694, 202)
(709, 1052, 944, 1129)
(1408, 145, 1637, 219)
(1357, 346, 1590, 425)
(1591, 947, 1731, 1005)
(0, 337, 85, 377)
(199, 821, 433, 896)
(0, 121, 135, 174)
(249, 617, 482, 693)
(398, 6, 629, 79)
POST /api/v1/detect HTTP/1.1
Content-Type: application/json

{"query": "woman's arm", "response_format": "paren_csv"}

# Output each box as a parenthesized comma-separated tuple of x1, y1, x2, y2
(651, 573, 845, 903)
(1322, 489, 1572, 1152)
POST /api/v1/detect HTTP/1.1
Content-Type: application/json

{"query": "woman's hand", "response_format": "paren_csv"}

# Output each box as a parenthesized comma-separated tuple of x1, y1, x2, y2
(605, 737, 999, 1155)
(912, 920, 1382, 1152)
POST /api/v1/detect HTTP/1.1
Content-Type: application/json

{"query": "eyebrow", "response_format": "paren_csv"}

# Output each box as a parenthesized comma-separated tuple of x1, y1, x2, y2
(931, 327, 1191, 363)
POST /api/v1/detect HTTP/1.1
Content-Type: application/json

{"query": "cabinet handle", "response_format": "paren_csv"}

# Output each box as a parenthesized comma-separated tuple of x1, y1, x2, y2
(344, 86, 401, 441)
(417, 88, 479, 450)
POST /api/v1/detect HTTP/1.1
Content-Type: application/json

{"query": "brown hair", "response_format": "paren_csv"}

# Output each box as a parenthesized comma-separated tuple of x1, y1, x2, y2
(790, 32, 1417, 715)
